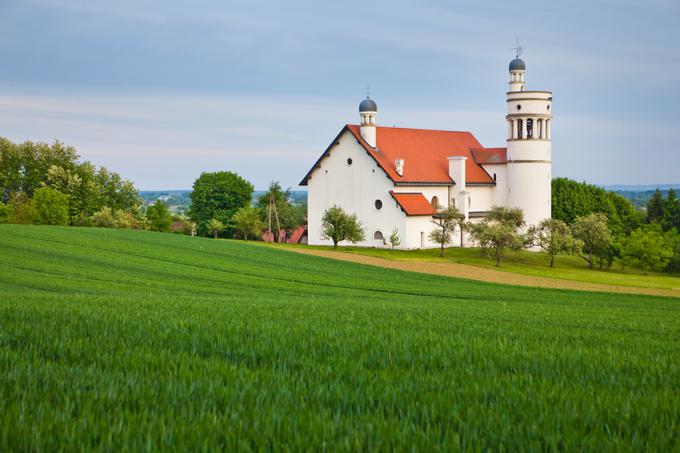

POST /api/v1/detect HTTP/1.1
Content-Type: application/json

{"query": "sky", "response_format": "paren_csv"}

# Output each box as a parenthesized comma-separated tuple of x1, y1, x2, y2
(1, 0, 679, 190)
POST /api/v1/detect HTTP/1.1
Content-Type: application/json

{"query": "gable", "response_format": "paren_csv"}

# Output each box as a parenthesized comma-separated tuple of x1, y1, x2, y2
(300, 125, 496, 186)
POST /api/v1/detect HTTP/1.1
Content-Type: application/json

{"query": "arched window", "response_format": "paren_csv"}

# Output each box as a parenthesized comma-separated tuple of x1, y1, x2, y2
(431, 196, 439, 209)
(373, 231, 384, 240)
(526, 118, 533, 138)
(517, 119, 523, 139)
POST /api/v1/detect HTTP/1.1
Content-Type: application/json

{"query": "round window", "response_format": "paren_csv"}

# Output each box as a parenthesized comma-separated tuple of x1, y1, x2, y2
(347, 158, 353, 166)
(374, 199, 383, 210)
(516, 104, 522, 110)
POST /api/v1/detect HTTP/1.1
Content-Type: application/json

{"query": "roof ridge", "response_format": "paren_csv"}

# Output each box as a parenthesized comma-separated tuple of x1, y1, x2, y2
(348, 124, 473, 134)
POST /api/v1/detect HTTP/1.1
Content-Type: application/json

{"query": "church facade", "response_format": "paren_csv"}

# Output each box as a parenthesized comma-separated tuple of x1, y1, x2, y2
(300, 56, 553, 249)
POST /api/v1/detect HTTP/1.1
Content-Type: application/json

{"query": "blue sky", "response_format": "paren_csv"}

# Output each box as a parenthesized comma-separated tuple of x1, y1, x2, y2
(1, 0, 678, 190)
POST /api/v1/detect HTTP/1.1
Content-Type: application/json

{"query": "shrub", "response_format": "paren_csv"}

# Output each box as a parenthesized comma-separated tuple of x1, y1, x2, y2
(91, 207, 115, 228)
(32, 186, 69, 225)
(320, 205, 365, 248)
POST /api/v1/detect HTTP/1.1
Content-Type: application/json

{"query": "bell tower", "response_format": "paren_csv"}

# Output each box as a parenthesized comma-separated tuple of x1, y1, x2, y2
(505, 49, 553, 227)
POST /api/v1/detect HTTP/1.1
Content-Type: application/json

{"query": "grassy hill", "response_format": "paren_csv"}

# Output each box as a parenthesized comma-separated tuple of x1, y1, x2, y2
(1, 225, 679, 450)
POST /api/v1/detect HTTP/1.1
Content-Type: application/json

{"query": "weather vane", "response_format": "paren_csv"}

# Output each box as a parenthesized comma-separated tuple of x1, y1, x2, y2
(513, 38, 523, 59)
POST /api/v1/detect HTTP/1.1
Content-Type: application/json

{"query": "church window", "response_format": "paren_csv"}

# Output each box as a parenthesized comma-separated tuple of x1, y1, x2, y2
(493, 173, 497, 182)
(431, 196, 439, 209)
(373, 231, 384, 240)
(547, 105, 550, 110)
(346, 158, 353, 166)
(374, 199, 383, 210)
(517, 104, 522, 110)
(517, 119, 523, 138)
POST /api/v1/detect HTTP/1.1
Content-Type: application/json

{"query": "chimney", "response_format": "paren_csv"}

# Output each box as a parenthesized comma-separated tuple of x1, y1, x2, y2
(395, 159, 404, 176)
(447, 156, 467, 192)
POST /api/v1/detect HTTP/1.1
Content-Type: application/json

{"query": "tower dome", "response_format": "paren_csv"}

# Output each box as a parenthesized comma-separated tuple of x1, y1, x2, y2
(359, 97, 377, 112)
(509, 58, 526, 71)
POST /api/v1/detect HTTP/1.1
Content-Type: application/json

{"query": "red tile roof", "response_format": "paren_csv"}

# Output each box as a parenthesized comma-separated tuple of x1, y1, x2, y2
(389, 191, 437, 216)
(470, 147, 507, 164)
(348, 125, 494, 185)
(300, 125, 498, 186)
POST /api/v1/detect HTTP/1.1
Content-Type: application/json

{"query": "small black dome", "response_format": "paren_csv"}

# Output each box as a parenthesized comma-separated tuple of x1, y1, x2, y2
(359, 97, 377, 112)
(509, 58, 526, 71)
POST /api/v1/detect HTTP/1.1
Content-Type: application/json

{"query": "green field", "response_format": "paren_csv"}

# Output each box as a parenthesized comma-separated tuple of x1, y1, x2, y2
(1, 225, 679, 451)
(276, 243, 680, 291)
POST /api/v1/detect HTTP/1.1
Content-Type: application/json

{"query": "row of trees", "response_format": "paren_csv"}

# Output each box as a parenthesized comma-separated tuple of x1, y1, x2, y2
(0, 138, 139, 226)
(188, 173, 306, 241)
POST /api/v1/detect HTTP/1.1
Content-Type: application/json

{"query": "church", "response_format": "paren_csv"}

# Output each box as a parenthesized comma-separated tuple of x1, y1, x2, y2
(300, 55, 553, 249)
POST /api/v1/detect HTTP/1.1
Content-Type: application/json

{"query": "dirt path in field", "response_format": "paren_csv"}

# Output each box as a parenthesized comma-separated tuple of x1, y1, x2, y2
(288, 248, 680, 298)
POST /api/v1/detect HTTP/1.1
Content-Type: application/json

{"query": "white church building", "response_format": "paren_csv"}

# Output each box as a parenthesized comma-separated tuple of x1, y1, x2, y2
(300, 56, 552, 249)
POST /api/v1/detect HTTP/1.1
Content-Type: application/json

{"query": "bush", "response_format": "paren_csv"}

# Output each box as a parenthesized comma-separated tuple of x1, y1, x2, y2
(32, 186, 69, 225)
(232, 206, 263, 241)
(621, 225, 673, 273)
(0, 202, 13, 223)
(114, 209, 140, 229)
(91, 207, 115, 228)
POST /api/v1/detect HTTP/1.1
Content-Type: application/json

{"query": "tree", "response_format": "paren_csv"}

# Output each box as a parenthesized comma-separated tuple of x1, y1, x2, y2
(428, 206, 464, 257)
(207, 218, 225, 239)
(646, 189, 665, 224)
(527, 218, 582, 267)
(8, 193, 35, 224)
(662, 189, 680, 232)
(256, 181, 305, 242)
(31, 186, 69, 225)
(389, 227, 401, 249)
(146, 200, 172, 232)
(90, 206, 115, 228)
(0, 202, 13, 223)
(320, 205, 365, 248)
(232, 206, 263, 241)
(189, 171, 254, 237)
(621, 225, 673, 273)
(571, 213, 612, 269)
(468, 206, 526, 266)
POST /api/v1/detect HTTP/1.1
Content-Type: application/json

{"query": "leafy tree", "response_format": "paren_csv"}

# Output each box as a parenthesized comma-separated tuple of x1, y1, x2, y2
(389, 227, 401, 249)
(665, 229, 680, 273)
(320, 205, 365, 248)
(621, 225, 673, 273)
(468, 206, 526, 266)
(571, 213, 612, 269)
(646, 189, 665, 224)
(31, 186, 69, 225)
(232, 206, 264, 241)
(207, 218, 225, 239)
(91, 206, 115, 228)
(428, 206, 464, 257)
(189, 171, 254, 237)
(146, 200, 172, 232)
(257, 181, 305, 242)
(662, 189, 680, 232)
(527, 218, 582, 267)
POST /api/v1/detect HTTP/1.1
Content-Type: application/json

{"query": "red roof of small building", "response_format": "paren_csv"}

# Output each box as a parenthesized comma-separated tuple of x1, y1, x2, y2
(470, 147, 508, 164)
(389, 191, 437, 216)
(300, 125, 497, 186)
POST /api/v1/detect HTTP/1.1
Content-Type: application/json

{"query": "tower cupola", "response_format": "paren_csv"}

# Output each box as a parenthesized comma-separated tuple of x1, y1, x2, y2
(359, 96, 377, 148)
(509, 44, 526, 92)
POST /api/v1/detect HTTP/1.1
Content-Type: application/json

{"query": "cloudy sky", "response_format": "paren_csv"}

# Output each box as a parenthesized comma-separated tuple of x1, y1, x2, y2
(1, 0, 678, 190)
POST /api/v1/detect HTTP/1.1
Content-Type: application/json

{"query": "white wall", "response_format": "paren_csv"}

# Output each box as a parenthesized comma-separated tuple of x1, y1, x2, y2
(307, 130, 407, 248)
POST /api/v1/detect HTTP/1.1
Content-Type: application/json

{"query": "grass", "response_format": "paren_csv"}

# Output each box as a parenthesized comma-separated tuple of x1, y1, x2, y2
(1, 224, 679, 451)
(268, 243, 680, 291)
